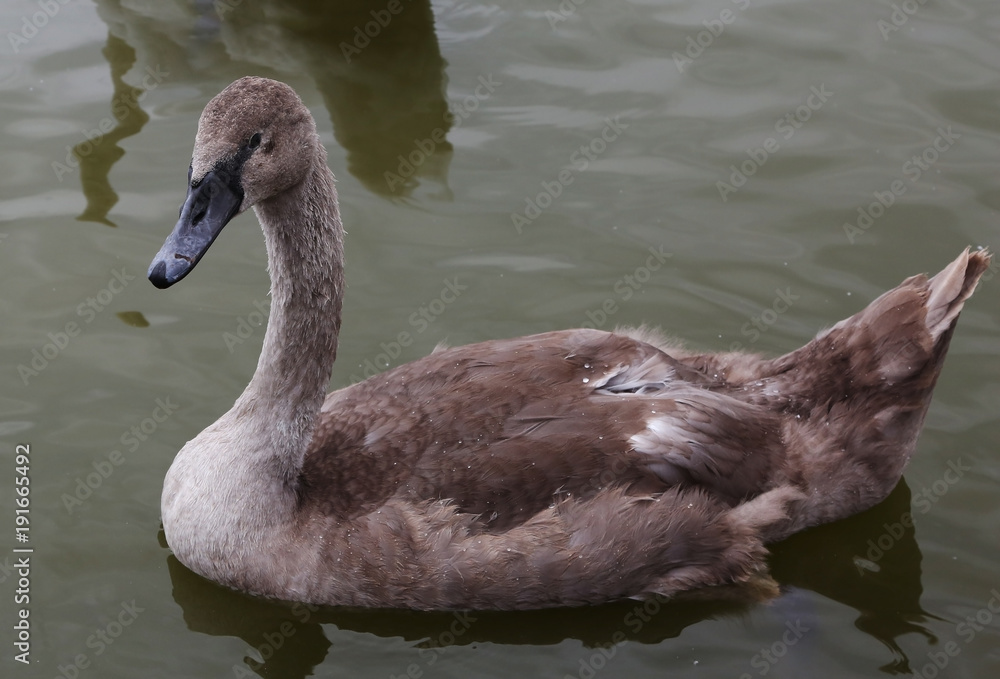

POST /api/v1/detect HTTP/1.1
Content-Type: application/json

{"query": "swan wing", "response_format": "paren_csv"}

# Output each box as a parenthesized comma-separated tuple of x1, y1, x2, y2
(300, 329, 783, 527)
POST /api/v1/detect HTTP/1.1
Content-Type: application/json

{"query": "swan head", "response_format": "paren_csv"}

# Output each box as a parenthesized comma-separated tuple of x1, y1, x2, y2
(148, 76, 318, 289)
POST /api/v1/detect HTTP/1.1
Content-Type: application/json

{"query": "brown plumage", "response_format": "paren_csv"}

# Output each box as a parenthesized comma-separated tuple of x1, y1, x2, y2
(148, 77, 990, 610)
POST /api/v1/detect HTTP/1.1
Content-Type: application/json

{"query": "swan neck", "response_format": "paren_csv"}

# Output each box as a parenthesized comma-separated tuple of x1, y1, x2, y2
(239, 159, 344, 455)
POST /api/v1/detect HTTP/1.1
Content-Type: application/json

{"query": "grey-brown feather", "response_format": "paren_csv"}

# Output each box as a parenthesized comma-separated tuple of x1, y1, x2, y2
(158, 77, 990, 610)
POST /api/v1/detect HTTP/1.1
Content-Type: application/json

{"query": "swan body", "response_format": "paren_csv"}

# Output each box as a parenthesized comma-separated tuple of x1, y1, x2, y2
(148, 77, 990, 610)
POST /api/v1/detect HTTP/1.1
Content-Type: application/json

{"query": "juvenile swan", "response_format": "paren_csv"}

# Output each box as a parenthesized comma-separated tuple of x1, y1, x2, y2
(148, 77, 989, 610)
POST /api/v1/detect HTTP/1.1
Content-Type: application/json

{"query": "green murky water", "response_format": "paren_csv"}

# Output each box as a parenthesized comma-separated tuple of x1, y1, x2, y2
(2, 0, 999, 677)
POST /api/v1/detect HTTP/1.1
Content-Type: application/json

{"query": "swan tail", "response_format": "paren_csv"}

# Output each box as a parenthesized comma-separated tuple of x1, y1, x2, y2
(924, 247, 992, 339)
(762, 248, 990, 534)
(774, 247, 989, 389)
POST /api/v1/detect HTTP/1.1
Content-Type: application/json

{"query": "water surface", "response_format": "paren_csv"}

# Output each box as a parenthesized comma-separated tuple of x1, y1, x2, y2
(2, 0, 999, 677)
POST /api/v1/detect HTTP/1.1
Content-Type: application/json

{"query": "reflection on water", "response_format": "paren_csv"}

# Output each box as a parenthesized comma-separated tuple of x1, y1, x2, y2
(291, 0, 455, 199)
(89, 0, 454, 199)
(69, 32, 149, 226)
(116, 310, 150, 328)
(165, 481, 934, 679)
(770, 481, 936, 675)
(217, 0, 454, 198)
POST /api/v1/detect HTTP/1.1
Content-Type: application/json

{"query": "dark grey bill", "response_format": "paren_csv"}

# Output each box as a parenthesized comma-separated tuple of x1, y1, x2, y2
(148, 168, 243, 289)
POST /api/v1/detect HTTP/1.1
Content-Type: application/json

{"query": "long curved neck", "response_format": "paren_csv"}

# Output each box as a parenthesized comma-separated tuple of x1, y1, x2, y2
(161, 151, 344, 572)
(232, 155, 344, 480)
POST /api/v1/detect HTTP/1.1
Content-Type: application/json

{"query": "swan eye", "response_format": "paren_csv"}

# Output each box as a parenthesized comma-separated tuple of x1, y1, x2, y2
(248, 132, 262, 149)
